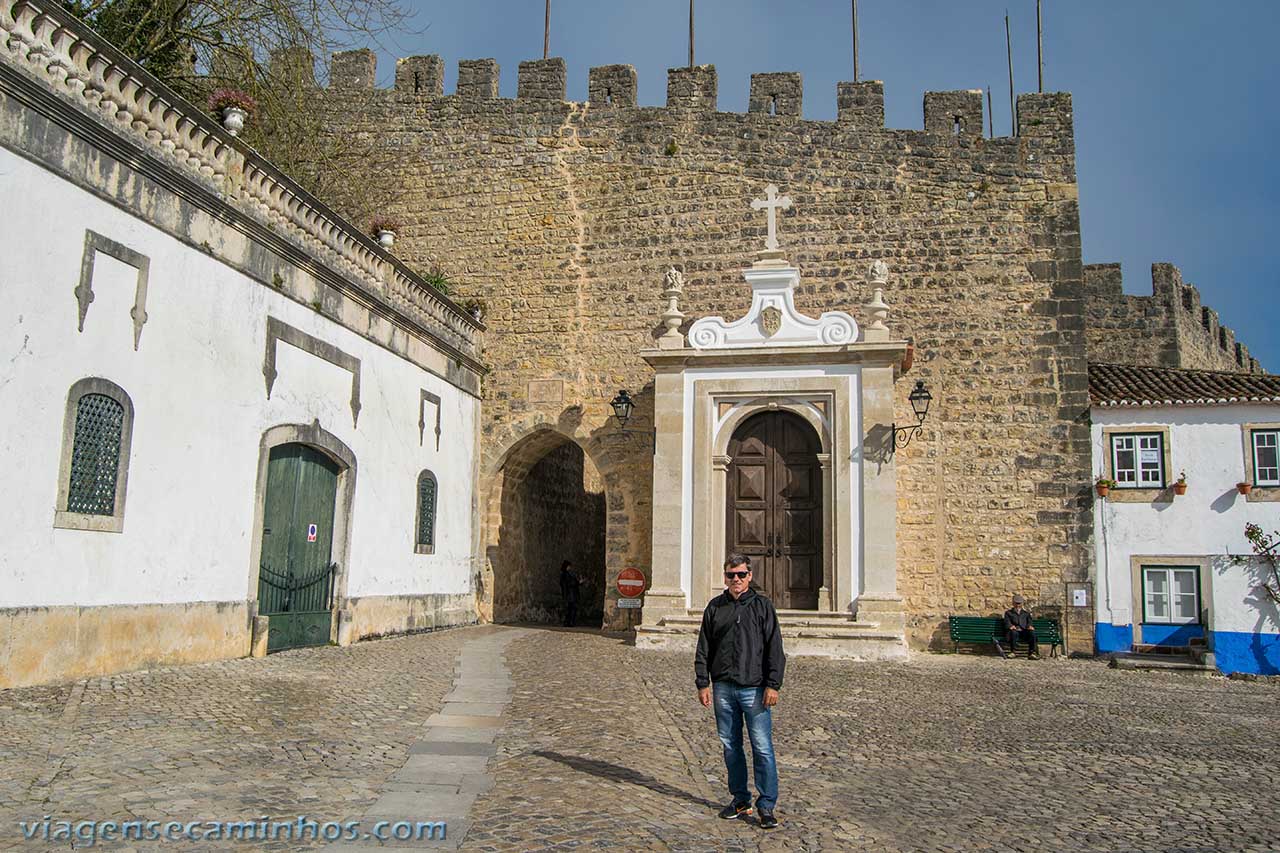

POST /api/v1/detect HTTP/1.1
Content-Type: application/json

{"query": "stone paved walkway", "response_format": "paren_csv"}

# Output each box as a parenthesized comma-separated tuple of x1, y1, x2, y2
(2, 624, 1279, 851)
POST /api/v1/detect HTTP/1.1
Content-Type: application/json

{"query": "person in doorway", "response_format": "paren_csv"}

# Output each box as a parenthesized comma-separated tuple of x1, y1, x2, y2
(559, 560, 582, 627)
(1002, 594, 1040, 660)
(695, 554, 785, 830)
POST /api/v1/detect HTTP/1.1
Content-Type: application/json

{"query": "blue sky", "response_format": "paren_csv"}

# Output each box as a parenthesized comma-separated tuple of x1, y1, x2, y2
(374, 1, 1279, 370)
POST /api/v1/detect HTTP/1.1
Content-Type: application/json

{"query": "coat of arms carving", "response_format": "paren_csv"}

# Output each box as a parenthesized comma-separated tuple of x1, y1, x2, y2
(760, 305, 782, 337)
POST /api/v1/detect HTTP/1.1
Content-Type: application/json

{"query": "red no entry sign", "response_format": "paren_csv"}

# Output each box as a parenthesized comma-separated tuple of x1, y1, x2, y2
(616, 567, 646, 599)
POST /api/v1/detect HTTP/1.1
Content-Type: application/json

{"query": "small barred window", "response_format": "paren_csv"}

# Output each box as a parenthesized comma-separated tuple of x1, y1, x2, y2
(67, 393, 125, 515)
(416, 471, 438, 552)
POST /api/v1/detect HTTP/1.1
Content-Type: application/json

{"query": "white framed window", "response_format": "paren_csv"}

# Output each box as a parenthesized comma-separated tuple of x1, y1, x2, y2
(1142, 566, 1199, 625)
(1252, 429, 1279, 486)
(1111, 433, 1165, 488)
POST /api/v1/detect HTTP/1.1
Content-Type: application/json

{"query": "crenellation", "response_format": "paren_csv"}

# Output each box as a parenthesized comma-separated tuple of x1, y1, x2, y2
(923, 90, 983, 138)
(395, 55, 443, 96)
(836, 80, 884, 127)
(1017, 92, 1073, 139)
(457, 58, 500, 99)
(666, 64, 717, 110)
(1085, 262, 1263, 374)
(269, 46, 315, 88)
(331, 48, 376, 89)
(517, 58, 566, 101)
(748, 72, 802, 117)
(588, 64, 637, 107)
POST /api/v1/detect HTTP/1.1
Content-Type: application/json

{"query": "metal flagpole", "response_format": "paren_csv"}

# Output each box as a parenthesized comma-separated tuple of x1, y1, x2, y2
(852, 0, 859, 82)
(1037, 0, 1044, 92)
(987, 86, 994, 138)
(689, 0, 695, 68)
(544, 0, 550, 60)
(1006, 10, 1016, 135)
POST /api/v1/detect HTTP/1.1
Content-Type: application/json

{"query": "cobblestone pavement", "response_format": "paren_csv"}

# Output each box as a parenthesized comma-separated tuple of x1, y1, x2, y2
(0, 628, 467, 851)
(3, 625, 1280, 852)
(465, 628, 1280, 853)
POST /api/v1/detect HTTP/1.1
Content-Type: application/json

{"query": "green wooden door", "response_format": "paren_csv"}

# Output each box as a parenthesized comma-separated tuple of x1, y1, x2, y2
(258, 443, 340, 651)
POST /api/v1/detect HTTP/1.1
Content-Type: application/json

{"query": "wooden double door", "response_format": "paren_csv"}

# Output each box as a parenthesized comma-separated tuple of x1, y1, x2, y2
(725, 411, 823, 610)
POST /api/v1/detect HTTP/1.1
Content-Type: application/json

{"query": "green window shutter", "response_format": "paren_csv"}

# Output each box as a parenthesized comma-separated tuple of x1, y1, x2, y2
(67, 393, 124, 515)
(417, 472, 437, 549)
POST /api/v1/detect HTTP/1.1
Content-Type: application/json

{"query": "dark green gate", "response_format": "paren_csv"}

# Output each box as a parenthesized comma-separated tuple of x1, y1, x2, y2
(258, 443, 341, 652)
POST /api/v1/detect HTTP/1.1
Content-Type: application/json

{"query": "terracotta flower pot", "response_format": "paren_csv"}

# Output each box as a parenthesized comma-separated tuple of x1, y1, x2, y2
(1095, 484, 1110, 498)
(1173, 482, 1187, 495)
(1237, 482, 1254, 496)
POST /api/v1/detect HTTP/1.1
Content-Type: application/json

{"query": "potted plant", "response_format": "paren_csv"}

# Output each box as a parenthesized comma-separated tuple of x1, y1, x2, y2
(1095, 477, 1116, 498)
(207, 88, 256, 137)
(1173, 471, 1188, 496)
(369, 215, 401, 249)
(1238, 481, 1254, 496)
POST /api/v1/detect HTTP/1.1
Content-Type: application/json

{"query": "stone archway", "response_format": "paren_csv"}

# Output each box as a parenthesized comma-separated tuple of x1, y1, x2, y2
(481, 429, 607, 626)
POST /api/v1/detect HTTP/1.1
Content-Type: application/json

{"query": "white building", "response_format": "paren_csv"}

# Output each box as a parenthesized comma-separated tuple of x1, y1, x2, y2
(0, 4, 485, 688)
(1090, 363, 1280, 675)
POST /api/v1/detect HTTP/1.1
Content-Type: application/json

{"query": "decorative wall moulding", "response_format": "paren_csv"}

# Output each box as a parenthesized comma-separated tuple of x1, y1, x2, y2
(687, 262, 858, 350)
(263, 316, 362, 427)
(75, 230, 150, 350)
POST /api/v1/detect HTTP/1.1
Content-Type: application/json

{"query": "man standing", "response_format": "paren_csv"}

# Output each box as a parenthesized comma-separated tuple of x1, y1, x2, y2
(695, 554, 785, 830)
(1002, 594, 1040, 660)
(559, 560, 582, 627)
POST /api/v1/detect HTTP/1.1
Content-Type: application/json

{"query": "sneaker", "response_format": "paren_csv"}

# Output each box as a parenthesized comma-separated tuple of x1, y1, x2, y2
(719, 801, 752, 820)
(1029, 652, 1041, 660)
(758, 810, 779, 829)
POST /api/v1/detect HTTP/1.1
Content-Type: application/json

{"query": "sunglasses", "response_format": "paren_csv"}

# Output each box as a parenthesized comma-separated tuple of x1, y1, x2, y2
(724, 570, 750, 580)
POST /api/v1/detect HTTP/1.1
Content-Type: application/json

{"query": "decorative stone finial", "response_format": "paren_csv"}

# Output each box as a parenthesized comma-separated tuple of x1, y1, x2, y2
(658, 266, 686, 349)
(863, 261, 891, 342)
(870, 259, 889, 286)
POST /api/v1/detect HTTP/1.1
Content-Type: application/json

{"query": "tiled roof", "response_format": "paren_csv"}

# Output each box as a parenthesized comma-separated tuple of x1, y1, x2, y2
(1089, 362, 1280, 408)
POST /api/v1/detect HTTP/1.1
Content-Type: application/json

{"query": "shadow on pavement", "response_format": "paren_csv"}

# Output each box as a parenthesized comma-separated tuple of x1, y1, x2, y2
(532, 750, 719, 810)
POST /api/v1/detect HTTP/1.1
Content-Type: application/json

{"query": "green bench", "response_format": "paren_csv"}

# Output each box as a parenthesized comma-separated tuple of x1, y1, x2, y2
(948, 615, 1064, 657)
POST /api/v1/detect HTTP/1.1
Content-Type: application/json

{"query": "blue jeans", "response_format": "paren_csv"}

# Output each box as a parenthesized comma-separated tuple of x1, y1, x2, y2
(712, 682, 778, 811)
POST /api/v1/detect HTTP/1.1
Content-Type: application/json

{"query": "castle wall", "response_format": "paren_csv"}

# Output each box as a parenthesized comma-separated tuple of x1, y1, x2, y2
(1085, 263, 1262, 374)
(314, 54, 1094, 646)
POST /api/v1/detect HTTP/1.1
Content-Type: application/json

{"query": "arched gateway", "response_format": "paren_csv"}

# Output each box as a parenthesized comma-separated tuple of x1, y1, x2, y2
(480, 428, 607, 626)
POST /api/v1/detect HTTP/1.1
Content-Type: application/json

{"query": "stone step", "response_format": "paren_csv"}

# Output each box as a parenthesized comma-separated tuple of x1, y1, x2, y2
(640, 623, 900, 641)
(680, 608, 856, 621)
(1110, 654, 1218, 676)
(635, 625, 907, 660)
(665, 612, 877, 630)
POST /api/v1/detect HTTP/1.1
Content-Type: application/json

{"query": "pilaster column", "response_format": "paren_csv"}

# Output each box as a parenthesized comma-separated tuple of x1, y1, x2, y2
(858, 363, 904, 631)
(816, 452, 834, 611)
(642, 368, 687, 624)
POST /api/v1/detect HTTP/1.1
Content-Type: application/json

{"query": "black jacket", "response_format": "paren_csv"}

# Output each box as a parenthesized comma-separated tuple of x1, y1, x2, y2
(694, 588, 785, 690)
(1004, 607, 1033, 632)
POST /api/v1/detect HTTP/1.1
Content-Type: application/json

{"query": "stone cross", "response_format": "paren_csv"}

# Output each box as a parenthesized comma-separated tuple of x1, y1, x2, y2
(751, 184, 792, 251)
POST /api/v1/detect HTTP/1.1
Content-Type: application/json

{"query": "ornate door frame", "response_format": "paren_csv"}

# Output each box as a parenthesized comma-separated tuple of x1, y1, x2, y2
(690, 376, 853, 612)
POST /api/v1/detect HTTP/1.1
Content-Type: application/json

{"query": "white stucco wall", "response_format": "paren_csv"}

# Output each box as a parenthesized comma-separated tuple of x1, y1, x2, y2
(1091, 405, 1280, 651)
(0, 146, 479, 609)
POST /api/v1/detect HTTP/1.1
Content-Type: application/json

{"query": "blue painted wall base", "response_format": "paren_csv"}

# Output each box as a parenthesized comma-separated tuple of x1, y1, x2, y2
(1095, 622, 1280, 675)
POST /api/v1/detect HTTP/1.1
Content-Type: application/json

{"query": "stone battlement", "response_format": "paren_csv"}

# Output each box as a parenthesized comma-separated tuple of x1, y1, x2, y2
(1086, 263, 1262, 374)
(316, 49, 1070, 138)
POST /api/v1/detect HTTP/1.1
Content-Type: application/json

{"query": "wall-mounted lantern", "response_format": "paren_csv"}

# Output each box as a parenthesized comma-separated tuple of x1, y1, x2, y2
(892, 380, 932, 450)
(610, 389, 636, 428)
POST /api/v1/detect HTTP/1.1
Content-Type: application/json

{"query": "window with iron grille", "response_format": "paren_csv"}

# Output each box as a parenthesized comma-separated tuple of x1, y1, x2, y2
(1252, 429, 1279, 486)
(1110, 432, 1165, 488)
(55, 378, 134, 532)
(416, 470, 437, 553)
(67, 393, 125, 514)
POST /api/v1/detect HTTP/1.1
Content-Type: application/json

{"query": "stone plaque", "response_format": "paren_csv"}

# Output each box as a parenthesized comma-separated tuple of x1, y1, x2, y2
(528, 379, 564, 405)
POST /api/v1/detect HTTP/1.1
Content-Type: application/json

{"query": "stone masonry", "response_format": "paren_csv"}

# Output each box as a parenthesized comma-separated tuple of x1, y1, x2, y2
(1086, 262, 1263, 374)
(308, 55, 1094, 648)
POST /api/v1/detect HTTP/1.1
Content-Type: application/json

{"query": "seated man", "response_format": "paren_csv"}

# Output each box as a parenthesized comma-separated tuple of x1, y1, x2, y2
(1001, 594, 1040, 660)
